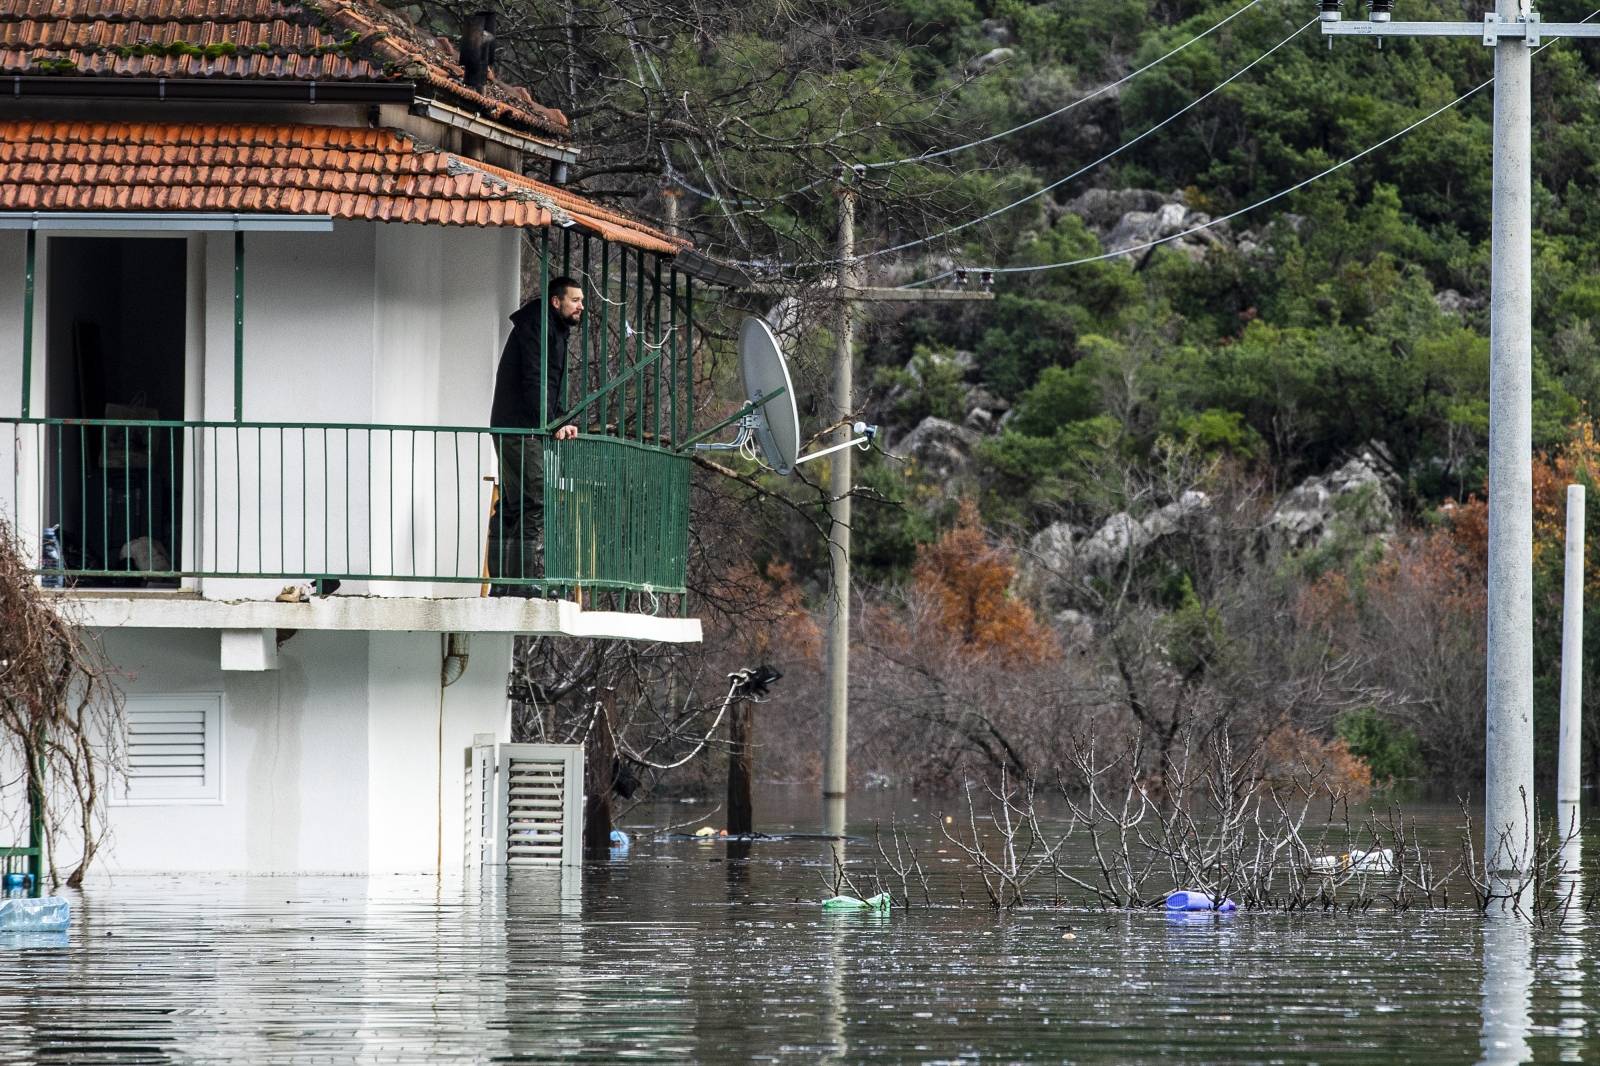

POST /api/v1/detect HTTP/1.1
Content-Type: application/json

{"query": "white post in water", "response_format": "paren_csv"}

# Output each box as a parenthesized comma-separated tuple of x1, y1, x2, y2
(1483, 0, 1536, 880)
(1558, 484, 1585, 824)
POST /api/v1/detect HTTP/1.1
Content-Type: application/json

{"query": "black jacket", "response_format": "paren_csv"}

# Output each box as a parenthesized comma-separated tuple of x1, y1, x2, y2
(490, 301, 569, 430)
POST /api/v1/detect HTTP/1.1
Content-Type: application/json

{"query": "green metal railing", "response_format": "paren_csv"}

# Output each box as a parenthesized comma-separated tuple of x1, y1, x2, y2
(544, 436, 690, 594)
(1, 418, 689, 597)
(0, 847, 41, 899)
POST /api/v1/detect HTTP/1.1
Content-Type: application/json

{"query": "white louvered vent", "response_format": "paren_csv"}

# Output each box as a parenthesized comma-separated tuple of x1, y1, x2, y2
(464, 736, 495, 868)
(118, 695, 223, 805)
(464, 741, 582, 869)
(504, 756, 568, 865)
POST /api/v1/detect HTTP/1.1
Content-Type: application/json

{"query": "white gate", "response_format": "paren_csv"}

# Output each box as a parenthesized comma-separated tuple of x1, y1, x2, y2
(464, 735, 584, 868)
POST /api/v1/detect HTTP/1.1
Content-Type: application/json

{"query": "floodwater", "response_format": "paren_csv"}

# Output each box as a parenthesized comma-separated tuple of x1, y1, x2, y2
(2, 788, 1596, 1064)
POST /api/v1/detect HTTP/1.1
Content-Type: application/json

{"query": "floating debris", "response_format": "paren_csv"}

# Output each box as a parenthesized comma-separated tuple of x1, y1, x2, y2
(1310, 848, 1395, 874)
(821, 892, 891, 914)
(1164, 891, 1237, 913)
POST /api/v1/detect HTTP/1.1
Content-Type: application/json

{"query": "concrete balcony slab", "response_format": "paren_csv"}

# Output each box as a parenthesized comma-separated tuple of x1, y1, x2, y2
(47, 590, 702, 644)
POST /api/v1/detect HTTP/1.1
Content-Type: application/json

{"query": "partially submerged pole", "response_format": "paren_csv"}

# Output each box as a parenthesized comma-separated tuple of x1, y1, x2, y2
(822, 170, 855, 809)
(1558, 484, 1585, 825)
(583, 686, 616, 858)
(1483, 0, 1536, 881)
(727, 698, 753, 836)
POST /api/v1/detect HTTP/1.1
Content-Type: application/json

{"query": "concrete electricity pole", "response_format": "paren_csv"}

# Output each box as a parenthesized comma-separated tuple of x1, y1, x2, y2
(819, 169, 994, 826)
(822, 171, 856, 813)
(1321, 0, 1600, 879)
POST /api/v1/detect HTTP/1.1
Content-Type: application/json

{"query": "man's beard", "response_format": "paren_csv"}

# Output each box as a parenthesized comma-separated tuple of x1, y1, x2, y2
(558, 309, 583, 327)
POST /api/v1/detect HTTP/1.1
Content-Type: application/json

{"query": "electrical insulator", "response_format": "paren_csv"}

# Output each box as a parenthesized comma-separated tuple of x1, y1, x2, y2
(1369, 0, 1393, 22)
(1318, 0, 1342, 22)
(979, 270, 995, 291)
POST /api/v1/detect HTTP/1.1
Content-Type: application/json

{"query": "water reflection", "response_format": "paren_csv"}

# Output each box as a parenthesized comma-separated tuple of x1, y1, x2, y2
(819, 795, 848, 1064)
(1553, 832, 1586, 1062)
(1479, 894, 1533, 1066)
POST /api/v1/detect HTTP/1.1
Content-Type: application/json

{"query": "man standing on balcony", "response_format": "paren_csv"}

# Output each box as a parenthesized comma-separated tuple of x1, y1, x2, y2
(488, 276, 583, 593)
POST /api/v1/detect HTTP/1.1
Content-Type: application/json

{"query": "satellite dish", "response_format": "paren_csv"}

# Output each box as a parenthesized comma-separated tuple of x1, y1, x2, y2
(739, 317, 801, 475)
(682, 316, 876, 472)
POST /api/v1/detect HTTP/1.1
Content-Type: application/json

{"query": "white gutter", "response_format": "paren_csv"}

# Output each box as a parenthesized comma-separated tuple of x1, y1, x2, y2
(0, 213, 335, 232)
(415, 99, 579, 164)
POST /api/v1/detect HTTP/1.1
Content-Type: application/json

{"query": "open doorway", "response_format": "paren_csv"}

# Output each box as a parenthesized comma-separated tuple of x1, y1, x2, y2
(46, 237, 187, 587)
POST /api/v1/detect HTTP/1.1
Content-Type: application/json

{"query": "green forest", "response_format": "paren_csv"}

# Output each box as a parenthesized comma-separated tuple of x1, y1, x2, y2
(474, 0, 1600, 795)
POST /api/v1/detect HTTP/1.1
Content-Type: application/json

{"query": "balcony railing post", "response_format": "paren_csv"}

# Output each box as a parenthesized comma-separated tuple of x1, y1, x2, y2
(634, 247, 646, 444)
(538, 227, 550, 435)
(669, 266, 679, 447)
(617, 245, 628, 436)
(599, 241, 610, 433)
(685, 275, 695, 449)
(234, 232, 244, 423)
(20, 229, 35, 418)
(561, 227, 573, 413)
(653, 256, 663, 446)
(579, 236, 591, 425)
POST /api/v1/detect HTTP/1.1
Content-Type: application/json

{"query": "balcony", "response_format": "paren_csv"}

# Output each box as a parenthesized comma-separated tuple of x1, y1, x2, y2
(1, 417, 694, 637)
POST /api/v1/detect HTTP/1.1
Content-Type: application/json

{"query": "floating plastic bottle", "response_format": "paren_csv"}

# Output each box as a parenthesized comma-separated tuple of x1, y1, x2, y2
(821, 892, 891, 914)
(1165, 890, 1237, 912)
(0, 896, 70, 933)
(39, 525, 65, 588)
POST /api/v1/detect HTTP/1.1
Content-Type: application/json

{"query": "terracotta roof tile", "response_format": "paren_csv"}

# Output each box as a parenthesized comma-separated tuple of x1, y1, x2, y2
(0, 120, 686, 253)
(0, 0, 568, 136)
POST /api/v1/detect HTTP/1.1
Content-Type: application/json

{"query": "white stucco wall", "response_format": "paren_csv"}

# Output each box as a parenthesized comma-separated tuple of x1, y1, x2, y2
(366, 631, 513, 874)
(81, 626, 511, 876)
(100, 627, 372, 875)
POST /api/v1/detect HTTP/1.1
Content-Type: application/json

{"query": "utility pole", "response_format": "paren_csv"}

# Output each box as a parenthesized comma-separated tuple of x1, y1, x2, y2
(818, 174, 995, 827)
(1321, 0, 1600, 881)
(823, 169, 855, 817)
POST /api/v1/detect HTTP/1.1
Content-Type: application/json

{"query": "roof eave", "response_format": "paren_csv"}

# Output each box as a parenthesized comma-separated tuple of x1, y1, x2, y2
(2, 75, 416, 105)
(411, 98, 578, 164)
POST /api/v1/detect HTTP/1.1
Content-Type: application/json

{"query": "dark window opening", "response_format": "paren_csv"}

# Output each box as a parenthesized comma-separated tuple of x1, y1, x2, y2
(46, 237, 187, 588)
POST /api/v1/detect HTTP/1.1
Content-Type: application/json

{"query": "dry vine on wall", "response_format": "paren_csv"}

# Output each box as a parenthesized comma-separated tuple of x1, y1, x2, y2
(0, 518, 124, 888)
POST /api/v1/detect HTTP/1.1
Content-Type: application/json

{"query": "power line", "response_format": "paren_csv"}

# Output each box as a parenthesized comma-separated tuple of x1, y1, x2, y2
(860, 0, 1269, 172)
(663, 0, 1272, 206)
(849, 15, 1316, 266)
(900, 10, 1600, 285)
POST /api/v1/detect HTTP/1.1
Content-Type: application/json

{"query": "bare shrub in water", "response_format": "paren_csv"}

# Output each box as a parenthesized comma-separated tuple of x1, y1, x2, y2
(0, 518, 124, 888)
(895, 728, 1481, 914)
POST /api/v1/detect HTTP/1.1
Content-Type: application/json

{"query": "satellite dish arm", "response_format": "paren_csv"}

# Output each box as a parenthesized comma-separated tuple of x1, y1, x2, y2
(676, 385, 789, 452)
(793, 422, 877, 466)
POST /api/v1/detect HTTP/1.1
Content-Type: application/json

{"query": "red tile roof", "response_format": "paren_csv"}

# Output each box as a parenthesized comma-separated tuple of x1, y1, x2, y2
(0, 0, 568, 137)
(0, 120, 685, 251)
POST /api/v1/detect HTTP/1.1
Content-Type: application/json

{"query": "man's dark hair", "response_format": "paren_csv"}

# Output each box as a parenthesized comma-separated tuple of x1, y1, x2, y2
(548, 276, 581, 300)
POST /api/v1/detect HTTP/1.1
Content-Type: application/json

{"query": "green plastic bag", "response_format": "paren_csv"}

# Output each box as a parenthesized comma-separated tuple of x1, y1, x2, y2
(821, 892, 891, 914)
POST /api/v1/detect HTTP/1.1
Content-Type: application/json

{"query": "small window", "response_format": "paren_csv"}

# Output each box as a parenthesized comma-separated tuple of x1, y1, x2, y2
(115, 694, 223, 805)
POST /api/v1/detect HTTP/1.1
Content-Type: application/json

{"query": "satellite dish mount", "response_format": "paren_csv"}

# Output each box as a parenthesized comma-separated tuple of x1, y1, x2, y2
(677, 318, 876, 475)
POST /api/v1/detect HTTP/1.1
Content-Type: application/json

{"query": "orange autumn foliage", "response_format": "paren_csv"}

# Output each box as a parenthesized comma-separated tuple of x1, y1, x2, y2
(1260, 722, 1373, 799)
(707, 561, 822, 664)
(1532, 420, 1600, 597)
(912, 499, 1056, 665)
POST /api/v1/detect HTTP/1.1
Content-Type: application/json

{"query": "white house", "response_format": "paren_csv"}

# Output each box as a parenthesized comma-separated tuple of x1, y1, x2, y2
(0, 0, 703, 876)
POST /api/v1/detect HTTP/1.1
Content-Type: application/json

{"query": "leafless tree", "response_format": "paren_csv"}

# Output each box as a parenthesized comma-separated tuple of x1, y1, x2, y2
(0, 519, 124, 888)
